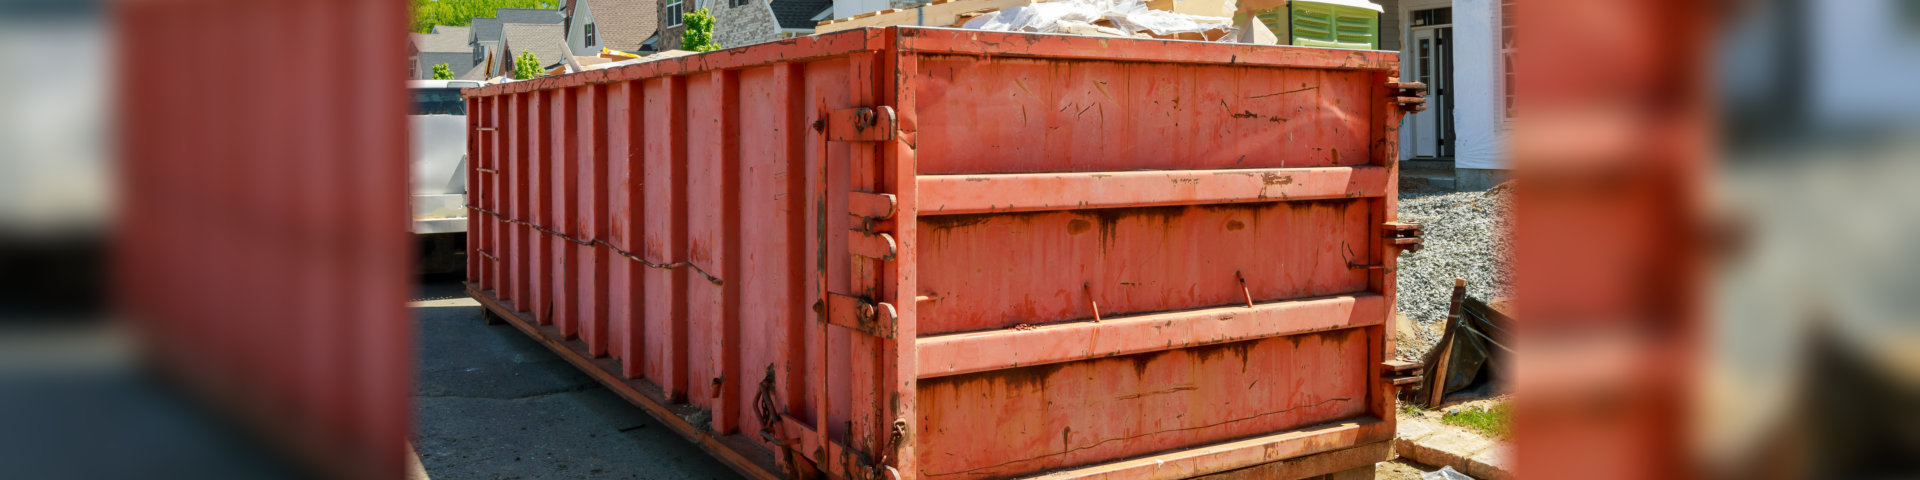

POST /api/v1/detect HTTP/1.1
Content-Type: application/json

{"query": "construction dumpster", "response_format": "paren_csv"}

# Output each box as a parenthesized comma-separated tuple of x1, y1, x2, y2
(463, 26, 1424, 480)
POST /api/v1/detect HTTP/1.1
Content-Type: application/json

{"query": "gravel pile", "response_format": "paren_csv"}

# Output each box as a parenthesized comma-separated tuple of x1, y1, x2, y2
(1394, 184, 1512, 360)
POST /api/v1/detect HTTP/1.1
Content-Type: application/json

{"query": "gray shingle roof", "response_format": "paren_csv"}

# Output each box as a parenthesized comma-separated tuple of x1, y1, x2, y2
(501, 23, 570, 70)
(459, 62, 490, 81)
(583, 0, 658, 53)
(473, 9, 560, 43)
(413, 28, 470, 53)
(771, 0, 833, 30)
(430, 25, 471, 37)
(417, 52, 474, 79)
(497, 8, 565, 24)
(471, 17, 504, 43)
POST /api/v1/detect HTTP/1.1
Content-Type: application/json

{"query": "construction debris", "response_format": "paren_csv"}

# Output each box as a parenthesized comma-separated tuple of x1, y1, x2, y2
(959, 0, 1233, 40)
(1394, 184, 1513, 360)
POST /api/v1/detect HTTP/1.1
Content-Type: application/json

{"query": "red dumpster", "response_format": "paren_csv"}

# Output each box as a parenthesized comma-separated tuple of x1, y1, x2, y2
(464, 26, 1419, 480)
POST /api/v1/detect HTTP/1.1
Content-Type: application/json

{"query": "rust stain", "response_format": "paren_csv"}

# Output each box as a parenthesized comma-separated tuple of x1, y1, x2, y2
(1260, 172, 1294, 187)
(1225, 219, 1245, 231)
(1067, 219, 1092, 235)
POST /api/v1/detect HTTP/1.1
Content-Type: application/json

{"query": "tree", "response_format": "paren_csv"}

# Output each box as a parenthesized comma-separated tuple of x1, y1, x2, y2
(410, 0, 559, 33)
(681, 7, 722, 52)
(431, 63, 454, 80)
(513, 51, 543, 80)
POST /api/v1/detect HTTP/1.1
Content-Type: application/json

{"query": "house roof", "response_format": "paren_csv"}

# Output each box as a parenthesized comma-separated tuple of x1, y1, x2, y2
(417, 52, 474, 78)
(771, 0, 833, 30)
(501, 23, 570, 69)
(496, 8, 565, 24)
(581, 0, 658, 53)
(413, 27, 471, 53)
(471, 17, 504, 43)
(458, 61, 490, 81)
(473, 8, 561, 43)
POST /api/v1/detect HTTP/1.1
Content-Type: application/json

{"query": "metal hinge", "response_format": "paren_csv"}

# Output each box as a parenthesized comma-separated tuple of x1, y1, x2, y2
(1383, 221, 1424, 253)
(826, 106, 897, 142)
(1383, 359, 1424, 388)
(816, 293, 897, 339)
(1387, 79, 1429, 113)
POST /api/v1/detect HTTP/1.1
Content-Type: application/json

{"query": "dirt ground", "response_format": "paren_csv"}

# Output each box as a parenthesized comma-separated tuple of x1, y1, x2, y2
(1375, 459, 1441, 479)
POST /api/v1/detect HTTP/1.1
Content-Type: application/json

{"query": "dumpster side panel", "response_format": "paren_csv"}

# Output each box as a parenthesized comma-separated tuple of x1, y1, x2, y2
(916, 329, 1371, 478)
(916, 201, 1373, 335)
(899, 29, 1403, 480)
(642, 75, 691, 400)
(735, 64, 805, 435)
(912, 57, 1374, 175)
(550, 87, 579, 338)
(577, 85, 611, 355)
(606, 83, 633, 365)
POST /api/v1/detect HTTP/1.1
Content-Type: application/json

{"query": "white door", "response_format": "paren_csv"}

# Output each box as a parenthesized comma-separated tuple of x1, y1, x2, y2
(1407, 27, 1447, 158)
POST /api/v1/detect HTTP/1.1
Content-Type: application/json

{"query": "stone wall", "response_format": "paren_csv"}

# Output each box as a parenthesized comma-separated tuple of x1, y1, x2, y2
(657, 0, 684, 51)
(713, 0, 782, 48)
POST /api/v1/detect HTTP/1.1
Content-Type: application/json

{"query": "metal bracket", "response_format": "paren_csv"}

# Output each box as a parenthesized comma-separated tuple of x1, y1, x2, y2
(1383, 221, 1424, 253)
(822, 293, 897, 339)
(1382, 360, 1424, 388)
(827, 106, 897, 142)
(850, 230, 898, 261)
(849, 192, 898, 221)
(1387, 80, 1429, 113)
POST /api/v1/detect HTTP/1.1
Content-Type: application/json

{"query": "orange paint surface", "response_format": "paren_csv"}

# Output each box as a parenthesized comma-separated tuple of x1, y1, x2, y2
(465, 27, 1407, 480)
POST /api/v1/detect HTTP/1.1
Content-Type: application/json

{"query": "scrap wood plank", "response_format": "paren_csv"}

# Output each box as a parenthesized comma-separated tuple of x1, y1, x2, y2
(815, 0, 1037, 32)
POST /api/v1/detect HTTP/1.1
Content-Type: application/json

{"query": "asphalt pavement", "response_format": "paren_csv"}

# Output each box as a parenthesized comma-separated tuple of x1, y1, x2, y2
(411, 278, 739, 480)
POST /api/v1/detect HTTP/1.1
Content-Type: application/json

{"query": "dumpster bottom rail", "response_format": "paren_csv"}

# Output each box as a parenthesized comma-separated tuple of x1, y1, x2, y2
(466, 283, 1391, 480)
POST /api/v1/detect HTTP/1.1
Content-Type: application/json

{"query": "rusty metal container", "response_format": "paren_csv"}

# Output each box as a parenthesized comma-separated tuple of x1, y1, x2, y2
(464, 26, 1418, 480)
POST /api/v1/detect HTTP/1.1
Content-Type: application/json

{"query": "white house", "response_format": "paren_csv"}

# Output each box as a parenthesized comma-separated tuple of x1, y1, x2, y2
(1390, 0, 1512, 189)
(565, 0, 659, 57)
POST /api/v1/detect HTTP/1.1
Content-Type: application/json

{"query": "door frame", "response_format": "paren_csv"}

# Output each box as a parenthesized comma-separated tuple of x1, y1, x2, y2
(1399, 0, 1456, 160)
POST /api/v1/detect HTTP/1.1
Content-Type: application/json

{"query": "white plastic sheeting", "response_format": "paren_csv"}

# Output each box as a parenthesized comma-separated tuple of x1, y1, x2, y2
(960, 0, 1231, 38)
(1447, 0, 1505, 170)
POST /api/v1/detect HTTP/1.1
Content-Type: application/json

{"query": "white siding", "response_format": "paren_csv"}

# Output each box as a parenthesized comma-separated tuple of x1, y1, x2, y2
(568, 2, 599, 56)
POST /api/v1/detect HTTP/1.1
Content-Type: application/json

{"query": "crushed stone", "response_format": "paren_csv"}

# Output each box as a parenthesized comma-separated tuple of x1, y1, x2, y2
(1394, 183, 1513, 360)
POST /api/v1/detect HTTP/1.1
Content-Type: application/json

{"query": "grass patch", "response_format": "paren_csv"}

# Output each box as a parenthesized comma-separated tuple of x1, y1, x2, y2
(1440, 403, 1511, 440)
(1397, 401, 1428, 416)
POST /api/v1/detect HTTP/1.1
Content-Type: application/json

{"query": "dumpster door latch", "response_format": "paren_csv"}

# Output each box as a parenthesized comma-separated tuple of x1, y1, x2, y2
(827, 106, 897, 142)
(819, 293, 898, 339)
(1383, 221, 1424, 253)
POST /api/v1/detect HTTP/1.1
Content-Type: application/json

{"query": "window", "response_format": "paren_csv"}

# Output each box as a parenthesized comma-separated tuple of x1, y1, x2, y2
(731, 0, 748, 8)
(666, 0, 683, 27)
(410, 88, 468, 116)
(585, 23, 596, 46)
(1500, 0, 1516, 118)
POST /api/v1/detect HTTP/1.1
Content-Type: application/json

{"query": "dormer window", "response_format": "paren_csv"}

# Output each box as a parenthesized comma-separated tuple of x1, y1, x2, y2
(586, 23, 597, 46)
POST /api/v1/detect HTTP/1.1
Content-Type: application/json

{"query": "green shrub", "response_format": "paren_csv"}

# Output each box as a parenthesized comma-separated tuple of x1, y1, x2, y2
(513, 51, 542, 80)
(431, 63, 454, 80)
(681, 7, 722, 52)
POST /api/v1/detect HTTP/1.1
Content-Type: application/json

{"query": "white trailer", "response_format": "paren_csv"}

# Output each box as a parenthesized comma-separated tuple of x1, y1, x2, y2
(409, 79, 484, 274)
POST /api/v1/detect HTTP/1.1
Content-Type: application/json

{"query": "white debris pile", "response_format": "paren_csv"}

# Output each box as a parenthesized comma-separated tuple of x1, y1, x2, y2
(960, 0, 1234, 40)
(1394, 184, 1513, 359)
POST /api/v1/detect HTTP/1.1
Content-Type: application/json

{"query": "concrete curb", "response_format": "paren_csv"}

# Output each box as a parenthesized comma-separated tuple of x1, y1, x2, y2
(1393, 417, 1511, 480)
